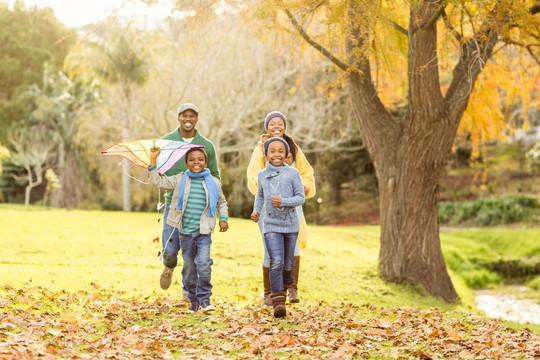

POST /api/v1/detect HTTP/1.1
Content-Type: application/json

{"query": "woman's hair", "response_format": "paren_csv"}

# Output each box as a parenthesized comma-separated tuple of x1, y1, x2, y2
(283, 133, 297, 162)
(184, 147, 208, 164)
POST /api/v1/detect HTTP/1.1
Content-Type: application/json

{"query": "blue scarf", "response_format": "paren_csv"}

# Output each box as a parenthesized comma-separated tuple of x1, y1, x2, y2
(177, 169, 219, 216)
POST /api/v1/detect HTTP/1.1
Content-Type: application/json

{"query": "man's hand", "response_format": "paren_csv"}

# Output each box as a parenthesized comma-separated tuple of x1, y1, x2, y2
(219, 220, 229, 232)
(271, 196, 282, 207)
(251, 212, 260, 222)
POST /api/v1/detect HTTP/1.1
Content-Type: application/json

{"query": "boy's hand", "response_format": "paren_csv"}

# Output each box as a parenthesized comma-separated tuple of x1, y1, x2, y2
(271, 196, 282, 207)
(251, 212, 260, 222)
(219, 220, 228, 232)
(149, 146, 161, 166)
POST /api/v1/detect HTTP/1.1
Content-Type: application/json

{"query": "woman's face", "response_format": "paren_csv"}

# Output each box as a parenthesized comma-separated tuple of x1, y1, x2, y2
(185, 150, 207, 173)
(267, 141, 286, 166)
(267, 117, 286, 138)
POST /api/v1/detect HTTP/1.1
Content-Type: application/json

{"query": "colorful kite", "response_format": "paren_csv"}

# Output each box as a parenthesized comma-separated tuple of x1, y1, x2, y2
(101, 139, 205, 175)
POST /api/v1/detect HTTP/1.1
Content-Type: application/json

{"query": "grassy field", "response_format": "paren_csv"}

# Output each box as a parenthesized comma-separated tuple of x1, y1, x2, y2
(0, 204, 471, 311)
(2, 204, 540, 359)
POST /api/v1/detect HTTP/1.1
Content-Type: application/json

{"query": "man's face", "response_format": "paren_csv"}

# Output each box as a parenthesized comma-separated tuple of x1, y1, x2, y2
(178, 109, 198, 133)
(185, 150, 207, 173)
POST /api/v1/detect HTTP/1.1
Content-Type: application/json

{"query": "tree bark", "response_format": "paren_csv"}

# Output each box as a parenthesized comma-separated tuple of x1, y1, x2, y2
(121, 99, 131, 212)
(347, 1, 460, 302)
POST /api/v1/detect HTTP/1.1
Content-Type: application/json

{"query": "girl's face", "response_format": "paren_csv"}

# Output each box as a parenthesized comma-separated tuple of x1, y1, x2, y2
(267, 117, 285, 138)
(267, 141, 286, 166)
(185, 150, 207, 173)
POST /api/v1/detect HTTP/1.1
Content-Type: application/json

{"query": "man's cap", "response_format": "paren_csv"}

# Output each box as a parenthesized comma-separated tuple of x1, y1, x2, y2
(177, 103, 199, 115)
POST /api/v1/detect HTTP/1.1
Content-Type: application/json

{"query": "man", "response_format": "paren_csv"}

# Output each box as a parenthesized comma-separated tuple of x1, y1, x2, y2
(159, 103, 220, 296)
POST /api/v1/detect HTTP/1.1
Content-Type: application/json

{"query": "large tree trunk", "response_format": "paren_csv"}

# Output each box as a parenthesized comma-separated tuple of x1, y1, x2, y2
(346, 0, 463, 302)
(345, 0, 500, 302)
(376, 119, 458, 303)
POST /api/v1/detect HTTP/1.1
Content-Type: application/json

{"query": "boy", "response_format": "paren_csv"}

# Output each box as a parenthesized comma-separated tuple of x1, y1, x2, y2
(251, 137, 305, 317)
(149, 146, 228, 313)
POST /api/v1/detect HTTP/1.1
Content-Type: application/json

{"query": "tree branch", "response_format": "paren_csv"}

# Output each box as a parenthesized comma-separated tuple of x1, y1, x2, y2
(282, 8, 350, 71)
(442, 7, 463, 43)
(392, 21, 408, 36)
(502, 38, 540, 66)
(423, 4, 446, 30)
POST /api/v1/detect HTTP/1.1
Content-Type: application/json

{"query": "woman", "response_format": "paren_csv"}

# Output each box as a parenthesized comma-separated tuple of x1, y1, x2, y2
(246, 110, 316, 306)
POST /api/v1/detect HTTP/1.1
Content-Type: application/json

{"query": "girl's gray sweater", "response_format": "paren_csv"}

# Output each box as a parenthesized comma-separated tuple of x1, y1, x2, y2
(254, 162, 305, 234)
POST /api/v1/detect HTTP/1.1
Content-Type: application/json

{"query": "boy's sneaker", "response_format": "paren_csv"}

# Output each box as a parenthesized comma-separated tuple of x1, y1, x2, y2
(200, 301, 215, 313)
(188, 302, 199, 313)
(160, 266, 174, 290)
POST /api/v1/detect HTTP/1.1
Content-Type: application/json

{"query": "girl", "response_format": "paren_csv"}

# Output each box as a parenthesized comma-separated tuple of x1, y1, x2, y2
(251, 137, 305, 317)
(246, 111, 315, 306)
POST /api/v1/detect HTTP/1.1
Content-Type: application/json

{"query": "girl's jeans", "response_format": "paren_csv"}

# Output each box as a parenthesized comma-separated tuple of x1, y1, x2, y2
(180, 233, 213, 305)
(264, 231, 298, 293)
(258, 205, 301, 267)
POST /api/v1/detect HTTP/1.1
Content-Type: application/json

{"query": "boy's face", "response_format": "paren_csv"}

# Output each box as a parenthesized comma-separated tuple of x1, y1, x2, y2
(185, 150, 207, 173)
(267, 141, 286, 167)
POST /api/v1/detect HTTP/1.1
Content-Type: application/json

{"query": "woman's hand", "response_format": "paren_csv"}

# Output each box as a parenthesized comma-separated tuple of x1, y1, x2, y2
(219, 220, 229, 232)
(303, 185, 309, 195)
(251, 212, 260, 222)
(271, 196, 282, 207)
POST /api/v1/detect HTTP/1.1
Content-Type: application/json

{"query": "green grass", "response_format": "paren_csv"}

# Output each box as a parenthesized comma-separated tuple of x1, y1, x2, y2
(0, 204, 471, 313)
(2, 205, 539, 319)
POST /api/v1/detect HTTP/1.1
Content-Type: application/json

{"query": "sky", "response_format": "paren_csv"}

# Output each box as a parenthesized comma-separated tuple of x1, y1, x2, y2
(4, 0, 177, 28)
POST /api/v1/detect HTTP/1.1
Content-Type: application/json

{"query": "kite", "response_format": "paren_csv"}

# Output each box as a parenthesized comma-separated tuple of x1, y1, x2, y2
(101, 139, 205, 175)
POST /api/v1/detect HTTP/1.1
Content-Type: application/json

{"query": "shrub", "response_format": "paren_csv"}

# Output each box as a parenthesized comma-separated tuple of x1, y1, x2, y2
(462, 269, 501, 289)
(439, 195, 539, 226)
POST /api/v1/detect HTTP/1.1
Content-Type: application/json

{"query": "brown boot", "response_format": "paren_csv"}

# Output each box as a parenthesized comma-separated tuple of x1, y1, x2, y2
(160, 266, 174, 290)
(286, 256, 300, 303)
(262, 266, 272, 307)
(270, 291, 287, 318)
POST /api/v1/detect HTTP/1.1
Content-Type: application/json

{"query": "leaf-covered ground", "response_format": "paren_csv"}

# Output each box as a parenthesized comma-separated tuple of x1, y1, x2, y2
(1, 285, 539, 359)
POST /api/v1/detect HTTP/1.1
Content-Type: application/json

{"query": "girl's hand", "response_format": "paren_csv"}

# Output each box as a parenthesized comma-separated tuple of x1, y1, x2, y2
(219, 220, 229, 232)
(149, 147, 161, 166)
(271, 196, 282, 207)
(251, 212, 260, 222)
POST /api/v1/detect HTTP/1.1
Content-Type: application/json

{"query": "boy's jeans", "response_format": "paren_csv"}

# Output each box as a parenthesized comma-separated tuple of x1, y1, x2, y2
(180, 233, 213, 305)
(162, 205, 181, 268)
(264, 232, 298, 293)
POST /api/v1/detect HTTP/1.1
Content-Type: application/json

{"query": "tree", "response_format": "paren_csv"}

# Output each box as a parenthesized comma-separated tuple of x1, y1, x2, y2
(14, 70, 100, 208)
(67, 23, 149, 211)
(245, 0, 539, 302)
(8, 126, 55, 206)
(0, 0, 76, 142)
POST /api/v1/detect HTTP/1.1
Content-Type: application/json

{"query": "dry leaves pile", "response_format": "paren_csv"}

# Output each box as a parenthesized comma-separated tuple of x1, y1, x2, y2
(1, 285, 539, 359)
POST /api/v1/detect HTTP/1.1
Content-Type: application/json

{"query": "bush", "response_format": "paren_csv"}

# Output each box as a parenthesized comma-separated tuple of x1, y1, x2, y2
(439, 194, 540, 226)
(462, 269, 501, 289)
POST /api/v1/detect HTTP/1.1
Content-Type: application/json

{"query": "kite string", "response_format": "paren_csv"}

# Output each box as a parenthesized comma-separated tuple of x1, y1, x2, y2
(119, 160, 149, 184)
